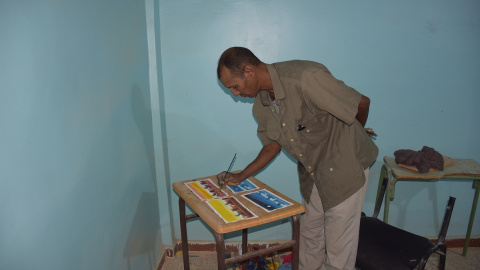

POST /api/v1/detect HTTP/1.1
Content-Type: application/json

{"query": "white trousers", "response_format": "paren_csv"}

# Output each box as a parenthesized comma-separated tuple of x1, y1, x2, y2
(299, 169, 369, 270)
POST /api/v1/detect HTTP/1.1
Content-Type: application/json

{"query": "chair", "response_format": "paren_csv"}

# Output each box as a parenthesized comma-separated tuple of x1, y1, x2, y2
(355, 176, 456, 270)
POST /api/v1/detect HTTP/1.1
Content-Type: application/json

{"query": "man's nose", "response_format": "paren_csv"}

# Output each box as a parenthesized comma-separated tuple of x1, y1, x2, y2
(231, 89, 240, 96)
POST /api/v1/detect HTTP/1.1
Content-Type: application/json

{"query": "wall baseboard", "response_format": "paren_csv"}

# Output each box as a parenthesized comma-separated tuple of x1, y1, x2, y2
(155, 246, 174, 270)
(444, 238, 480, 248)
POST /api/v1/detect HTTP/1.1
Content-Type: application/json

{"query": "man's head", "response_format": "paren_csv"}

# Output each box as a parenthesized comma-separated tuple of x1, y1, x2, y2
(217, 47, 263, 98)
(217, 47, 261, 79)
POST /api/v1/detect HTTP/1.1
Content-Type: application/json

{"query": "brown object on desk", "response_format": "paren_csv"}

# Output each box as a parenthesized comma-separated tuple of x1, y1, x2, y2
(385, 157, 480, 180)
(173, 173, 305, 270)
(394, 146, 445, 173)
(397, 156, 454, 172)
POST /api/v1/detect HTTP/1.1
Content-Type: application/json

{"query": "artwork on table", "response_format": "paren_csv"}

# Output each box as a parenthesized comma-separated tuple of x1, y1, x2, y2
(206, 197, 257, 223)
(242, 189, 292, 212)
(185, 179, 227, 200)
(227, 179, 259, 193)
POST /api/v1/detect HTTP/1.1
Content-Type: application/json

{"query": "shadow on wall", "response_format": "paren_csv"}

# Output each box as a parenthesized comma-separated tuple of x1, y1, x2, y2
(123, 192, 160, 270)
(131, 84, 157, 191)
(125, 85, 162, 269)
(391, 180, 443, 231)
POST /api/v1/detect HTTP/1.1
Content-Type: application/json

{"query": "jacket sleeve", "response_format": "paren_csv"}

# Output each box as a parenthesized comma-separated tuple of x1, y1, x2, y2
(301, 68, 362, 125)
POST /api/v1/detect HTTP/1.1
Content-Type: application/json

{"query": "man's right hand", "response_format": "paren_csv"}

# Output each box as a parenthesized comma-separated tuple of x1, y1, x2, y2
(217, 171, 244, 187)
(217, 141, 282, 188)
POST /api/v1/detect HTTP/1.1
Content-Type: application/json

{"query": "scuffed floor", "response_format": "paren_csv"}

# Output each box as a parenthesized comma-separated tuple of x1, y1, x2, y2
(425, 247, 480, 270)
(161, 247, 480, 270)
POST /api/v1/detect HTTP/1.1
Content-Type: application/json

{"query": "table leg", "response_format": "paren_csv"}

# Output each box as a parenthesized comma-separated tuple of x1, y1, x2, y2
(292, 214, 300, 270)
(463, 180, 480, 256)
(179, 198, 190, 270)
(215, 232, 226, 270)
(375, 165, 387, 208)
(382, 166, 395, 224)
(373, 165, 388, 219)
(376, 165, 392, 223)
(242, 228, 248, 270)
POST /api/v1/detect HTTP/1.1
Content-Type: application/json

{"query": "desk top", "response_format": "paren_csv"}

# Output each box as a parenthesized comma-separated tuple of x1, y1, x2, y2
(384, 156, 480, 180)
(172, 174, 305, 234)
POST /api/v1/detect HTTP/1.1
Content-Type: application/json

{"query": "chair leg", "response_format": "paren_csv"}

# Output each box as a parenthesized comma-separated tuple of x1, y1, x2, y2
(438, 245, 447, 270)
(417, 244, 447, 270)
(417, 259, 427, 270)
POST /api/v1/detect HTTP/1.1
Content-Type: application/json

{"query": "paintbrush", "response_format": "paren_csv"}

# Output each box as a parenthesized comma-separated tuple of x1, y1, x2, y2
(216, 153, 237, 194)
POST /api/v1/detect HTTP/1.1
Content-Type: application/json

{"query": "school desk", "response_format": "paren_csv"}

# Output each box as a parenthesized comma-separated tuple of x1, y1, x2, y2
(172, 174, 305, 270)
(377, 156, 480, 256)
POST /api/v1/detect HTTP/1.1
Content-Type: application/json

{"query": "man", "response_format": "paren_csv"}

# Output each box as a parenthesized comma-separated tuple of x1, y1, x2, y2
(216, 47, 378, 270)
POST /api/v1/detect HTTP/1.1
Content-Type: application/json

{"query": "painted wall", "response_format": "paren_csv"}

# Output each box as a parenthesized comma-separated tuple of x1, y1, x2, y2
(1, 0, 479, 269)
(160, 0, 480, 242)
(0, 0, 166, 269)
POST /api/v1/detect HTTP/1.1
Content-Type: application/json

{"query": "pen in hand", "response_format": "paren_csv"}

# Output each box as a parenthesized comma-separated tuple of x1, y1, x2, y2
(217, 153, 237, 193)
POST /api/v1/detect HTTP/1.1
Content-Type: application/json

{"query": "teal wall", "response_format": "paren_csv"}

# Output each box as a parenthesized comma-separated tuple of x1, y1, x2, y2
(1, 1, 479, 269)
(0, 0, 169, 269)
(161, 0, 480, 242)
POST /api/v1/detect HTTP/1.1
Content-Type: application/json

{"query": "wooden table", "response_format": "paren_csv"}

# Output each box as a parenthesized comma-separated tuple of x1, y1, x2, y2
(172, 174, 305, 270)
(377, 156, 480, 256)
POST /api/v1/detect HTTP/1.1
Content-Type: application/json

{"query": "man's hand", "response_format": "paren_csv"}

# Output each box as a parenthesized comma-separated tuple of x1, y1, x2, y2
(365, 127, 377, 138)
(217, 171, 244, 187)
(216, 142, 281, 190)
(356, 95, 370, 127)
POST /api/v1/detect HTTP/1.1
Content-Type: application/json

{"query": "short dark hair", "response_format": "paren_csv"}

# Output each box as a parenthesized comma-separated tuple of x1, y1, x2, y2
(217, 47, 261, 79)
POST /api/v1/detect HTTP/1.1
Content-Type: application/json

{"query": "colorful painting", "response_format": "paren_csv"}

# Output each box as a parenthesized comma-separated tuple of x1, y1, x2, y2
(206, 197, 257, 223)
(227, 179, 259, 194)
(242, 189, 292, 212)
(185, 179, 228, 200)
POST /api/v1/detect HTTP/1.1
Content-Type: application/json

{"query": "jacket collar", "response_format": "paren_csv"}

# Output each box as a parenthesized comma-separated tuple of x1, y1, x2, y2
(259, 63, 285, 106)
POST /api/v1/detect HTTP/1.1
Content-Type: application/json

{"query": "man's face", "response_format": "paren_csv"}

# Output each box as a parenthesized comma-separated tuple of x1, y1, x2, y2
(219, 66, 258, 98)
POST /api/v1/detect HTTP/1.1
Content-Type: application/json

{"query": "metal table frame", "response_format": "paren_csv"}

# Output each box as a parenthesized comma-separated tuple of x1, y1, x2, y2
(179, 198, 301, 270)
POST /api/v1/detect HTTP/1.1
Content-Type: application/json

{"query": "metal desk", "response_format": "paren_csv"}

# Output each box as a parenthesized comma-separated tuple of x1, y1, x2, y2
(377, 156, 480, 256)
(173, 174, 305, 270)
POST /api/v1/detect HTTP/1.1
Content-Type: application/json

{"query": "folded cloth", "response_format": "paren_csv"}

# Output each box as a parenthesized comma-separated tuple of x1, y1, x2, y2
(394, 146, 444, 173)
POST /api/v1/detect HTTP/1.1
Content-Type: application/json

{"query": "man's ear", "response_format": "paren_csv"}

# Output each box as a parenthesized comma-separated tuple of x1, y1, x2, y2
(243, 65, 255, 77)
